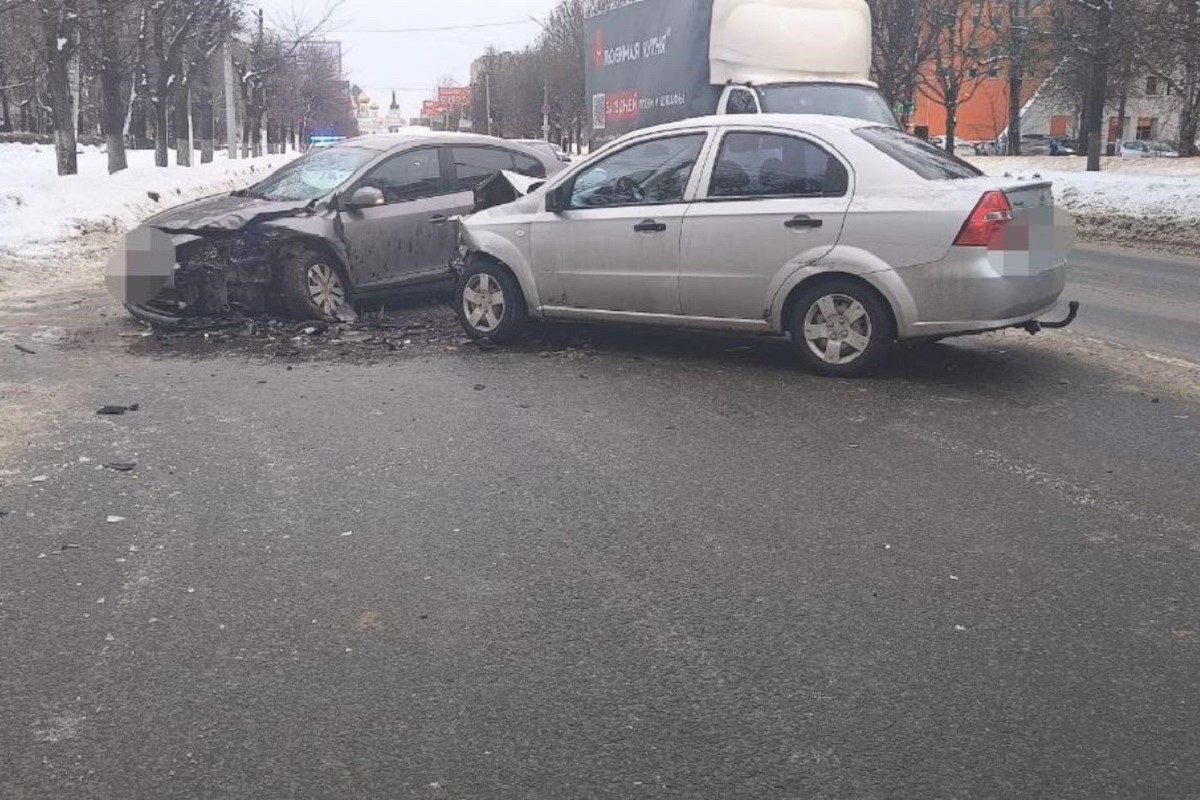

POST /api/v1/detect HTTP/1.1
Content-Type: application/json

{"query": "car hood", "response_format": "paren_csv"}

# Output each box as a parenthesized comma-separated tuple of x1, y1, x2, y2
(144, 193, 314, 234)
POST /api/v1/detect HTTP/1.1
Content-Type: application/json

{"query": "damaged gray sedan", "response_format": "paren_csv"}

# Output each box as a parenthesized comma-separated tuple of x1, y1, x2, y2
(107, 133, 561, 327)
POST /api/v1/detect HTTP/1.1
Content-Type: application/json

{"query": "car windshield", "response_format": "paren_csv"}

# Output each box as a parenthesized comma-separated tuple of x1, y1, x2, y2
(855, 126, 983, 180)
(244, 146, 378, 202)
(760, 84, 900, 127)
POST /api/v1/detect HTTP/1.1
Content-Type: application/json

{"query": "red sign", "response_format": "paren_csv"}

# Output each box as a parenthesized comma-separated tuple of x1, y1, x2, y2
(422, 100, 445, 117)
(592, 30, 604, 68)
(604, 90, 639, 122)
(437, 86, 472, 107)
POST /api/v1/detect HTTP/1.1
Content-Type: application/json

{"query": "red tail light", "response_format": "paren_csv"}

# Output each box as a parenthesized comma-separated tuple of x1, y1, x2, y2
(954, 191, 1014, 247)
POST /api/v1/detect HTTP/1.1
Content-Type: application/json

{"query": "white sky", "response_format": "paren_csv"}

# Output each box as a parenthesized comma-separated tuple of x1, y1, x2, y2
(261, 0, 562, 118)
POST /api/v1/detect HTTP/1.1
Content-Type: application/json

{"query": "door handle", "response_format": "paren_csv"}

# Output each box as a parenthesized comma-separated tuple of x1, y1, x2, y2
(428, 214, 450, 225)
(634, 219, 667, 233)
(785, 215, 823, 230)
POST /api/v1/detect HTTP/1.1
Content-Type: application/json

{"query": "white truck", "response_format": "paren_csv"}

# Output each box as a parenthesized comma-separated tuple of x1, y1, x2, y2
(584, 0, 896, 144)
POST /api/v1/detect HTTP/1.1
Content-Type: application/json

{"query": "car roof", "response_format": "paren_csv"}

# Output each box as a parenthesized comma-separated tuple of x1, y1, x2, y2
(345, 131, 544, 152)
(629, 113, 881, 138)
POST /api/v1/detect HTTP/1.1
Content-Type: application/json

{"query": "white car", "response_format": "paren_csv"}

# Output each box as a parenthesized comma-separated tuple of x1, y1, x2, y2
(454, 114, 1076, 376)
(1119, 140, 1179, 158)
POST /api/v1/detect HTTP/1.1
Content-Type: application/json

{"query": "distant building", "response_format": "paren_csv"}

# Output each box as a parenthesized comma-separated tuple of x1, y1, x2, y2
(351, 86, 386, 135)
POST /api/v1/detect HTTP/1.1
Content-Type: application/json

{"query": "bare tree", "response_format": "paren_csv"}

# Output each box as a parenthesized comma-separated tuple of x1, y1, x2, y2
(1141, 0, 1200, 155)
(981, 0, 1055, 154)
(918, 0, 988, 152)
(1053, 0, 1123, 170)
(37, 0, 81, 175)
(868, 0, 939, 127)
(537, 0, 586, 150)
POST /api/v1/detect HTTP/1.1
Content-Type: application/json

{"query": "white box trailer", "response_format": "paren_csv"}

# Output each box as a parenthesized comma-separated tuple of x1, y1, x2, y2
(584, 0, 895, 143)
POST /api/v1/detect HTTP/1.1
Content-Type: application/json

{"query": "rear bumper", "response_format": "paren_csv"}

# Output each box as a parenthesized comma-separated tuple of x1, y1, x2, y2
(879, 248, 1068, 339)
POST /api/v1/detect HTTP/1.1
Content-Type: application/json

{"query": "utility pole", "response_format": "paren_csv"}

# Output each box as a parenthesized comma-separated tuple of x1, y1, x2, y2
(485, 70, 493, 136)
(542, 81, 550, 141)
(224, 40, 237, 160)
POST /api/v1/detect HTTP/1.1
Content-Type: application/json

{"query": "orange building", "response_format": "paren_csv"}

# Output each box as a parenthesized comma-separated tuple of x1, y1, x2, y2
(909, 1, 1055, 142)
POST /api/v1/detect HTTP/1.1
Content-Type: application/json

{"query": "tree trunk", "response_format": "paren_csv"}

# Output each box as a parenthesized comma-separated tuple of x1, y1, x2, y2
(0, 59, 11, 132)
(1180, 94, 1200, 157)
(98, 0, 128, 174)
(46, 43, 78, 175)
(943, 87, 958, 153)
(175, 78, 191, 166)
(1077, 97, 1090, 156)
(197, 86, 214, 163)
(1084, 4, 1113, 172)
(1006, 66, 1022, 156)
(153, 97, 169, 166)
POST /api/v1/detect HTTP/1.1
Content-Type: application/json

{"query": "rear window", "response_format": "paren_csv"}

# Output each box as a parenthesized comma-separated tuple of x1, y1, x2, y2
(854, 126, 983, 180)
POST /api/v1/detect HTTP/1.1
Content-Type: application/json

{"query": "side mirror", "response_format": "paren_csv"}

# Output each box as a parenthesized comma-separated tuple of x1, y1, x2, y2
(345, 186, 385, 210)
(545, 185, 568, 213)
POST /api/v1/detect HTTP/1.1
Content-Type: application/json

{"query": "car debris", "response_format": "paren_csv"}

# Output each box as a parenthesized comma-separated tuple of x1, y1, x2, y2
(97, 404, 139, 416)
(14, 343, 36, 355)
(103, 462, 138, 472)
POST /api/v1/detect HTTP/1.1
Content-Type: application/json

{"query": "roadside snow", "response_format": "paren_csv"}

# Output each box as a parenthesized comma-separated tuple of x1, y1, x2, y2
(968, 156, 1200, 254)
(0, 145, 296, 295)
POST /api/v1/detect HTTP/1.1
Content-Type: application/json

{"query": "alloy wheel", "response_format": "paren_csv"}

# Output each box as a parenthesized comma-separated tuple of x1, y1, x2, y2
(803, 293, 873, 366)
(462, 273, 506, 333)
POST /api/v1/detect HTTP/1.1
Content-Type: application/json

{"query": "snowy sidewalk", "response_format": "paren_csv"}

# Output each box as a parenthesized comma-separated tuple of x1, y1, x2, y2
(969, 156, 1200, 255)
(0, 145, 296, 296)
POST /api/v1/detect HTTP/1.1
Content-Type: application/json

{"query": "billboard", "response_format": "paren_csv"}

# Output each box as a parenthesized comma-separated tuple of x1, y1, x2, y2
(584, 0, 718, 140)
(421, 100, 445, 118)
(437, 86, 473, 108)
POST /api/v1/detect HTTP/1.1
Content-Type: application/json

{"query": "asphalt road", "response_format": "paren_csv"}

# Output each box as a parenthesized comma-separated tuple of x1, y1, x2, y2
(1067, 245, 1200, 365)
(1, 252, 1198, 799)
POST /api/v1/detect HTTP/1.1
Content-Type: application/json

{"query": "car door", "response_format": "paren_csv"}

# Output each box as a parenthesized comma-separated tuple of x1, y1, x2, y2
(678, 129, 853, 320)
(439, 145, 550, 217)
(338, 146, 455, 288)
(528, 132, 709, 315)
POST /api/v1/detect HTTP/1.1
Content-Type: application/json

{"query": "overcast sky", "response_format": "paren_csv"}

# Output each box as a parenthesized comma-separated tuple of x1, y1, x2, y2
(261, 0, 562, 118)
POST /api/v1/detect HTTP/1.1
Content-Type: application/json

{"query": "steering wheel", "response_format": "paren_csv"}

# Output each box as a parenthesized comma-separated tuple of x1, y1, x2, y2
(615, 176, 645, 202)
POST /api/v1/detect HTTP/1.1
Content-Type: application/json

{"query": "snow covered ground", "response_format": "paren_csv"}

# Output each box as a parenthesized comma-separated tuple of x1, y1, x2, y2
(968, 156, 1200, 254)
(0, 145, 296, 295)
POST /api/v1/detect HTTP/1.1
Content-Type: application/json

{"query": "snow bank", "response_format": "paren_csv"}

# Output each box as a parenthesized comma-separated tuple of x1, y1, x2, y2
(969, 156, 1200, 254)
(0, 145, 297, 294)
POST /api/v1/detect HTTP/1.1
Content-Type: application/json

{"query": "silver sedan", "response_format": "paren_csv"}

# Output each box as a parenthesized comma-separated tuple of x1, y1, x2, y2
(454, 114, 1076, 376)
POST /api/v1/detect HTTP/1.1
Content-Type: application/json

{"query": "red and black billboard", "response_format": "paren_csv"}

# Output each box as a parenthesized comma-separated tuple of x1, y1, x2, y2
(584, 0, 718, 142)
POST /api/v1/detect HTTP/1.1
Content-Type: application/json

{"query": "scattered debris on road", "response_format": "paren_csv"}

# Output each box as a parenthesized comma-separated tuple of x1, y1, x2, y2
(103, 462, 137, 472)
(106, 515, 126, 524)
(14, 343, 36, 355)
(96, 404, 140, 416)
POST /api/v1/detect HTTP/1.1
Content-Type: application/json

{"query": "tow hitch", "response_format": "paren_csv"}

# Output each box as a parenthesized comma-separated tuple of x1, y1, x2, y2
(1023, 301, 1079, 335)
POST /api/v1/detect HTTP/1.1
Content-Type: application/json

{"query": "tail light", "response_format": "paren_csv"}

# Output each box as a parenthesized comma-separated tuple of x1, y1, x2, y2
(954, 191, 1014, 247)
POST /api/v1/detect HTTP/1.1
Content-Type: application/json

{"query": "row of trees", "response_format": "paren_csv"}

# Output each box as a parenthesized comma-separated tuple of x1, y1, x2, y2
(473, 0, 1198, 166)
(470, 0, 588, 150)
(0, 0, 354, 176)
(872, 0, 1200, 162)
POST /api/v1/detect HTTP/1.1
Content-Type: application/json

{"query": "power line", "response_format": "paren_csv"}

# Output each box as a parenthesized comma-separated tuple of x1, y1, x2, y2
(335, 20, 533, 34)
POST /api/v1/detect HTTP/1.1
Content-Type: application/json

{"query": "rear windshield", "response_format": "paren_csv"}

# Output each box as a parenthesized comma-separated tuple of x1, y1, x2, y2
(759, 84, 900, 127)
(854, 126, 983, 180)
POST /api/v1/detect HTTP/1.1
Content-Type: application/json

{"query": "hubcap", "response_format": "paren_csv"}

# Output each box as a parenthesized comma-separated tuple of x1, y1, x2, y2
(307, 263, 346, 316)
(803, 294, 872, 366)
(462, 273, 506, 333)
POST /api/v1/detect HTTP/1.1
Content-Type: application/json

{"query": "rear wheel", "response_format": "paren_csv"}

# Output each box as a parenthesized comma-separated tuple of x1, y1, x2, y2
(789, 278, 892, 377)
(280, 247, 349, 321)
(456, 260, 527, 342)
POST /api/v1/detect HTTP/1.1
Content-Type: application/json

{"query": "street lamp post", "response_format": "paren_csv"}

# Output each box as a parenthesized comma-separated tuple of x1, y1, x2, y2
(529, 15, 552, 143)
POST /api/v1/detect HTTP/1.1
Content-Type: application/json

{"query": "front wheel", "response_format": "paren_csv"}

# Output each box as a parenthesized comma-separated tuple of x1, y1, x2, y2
(280, 247, 350, 321)
(789, 279, 893, 377)
(455, 260, 527, 342)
